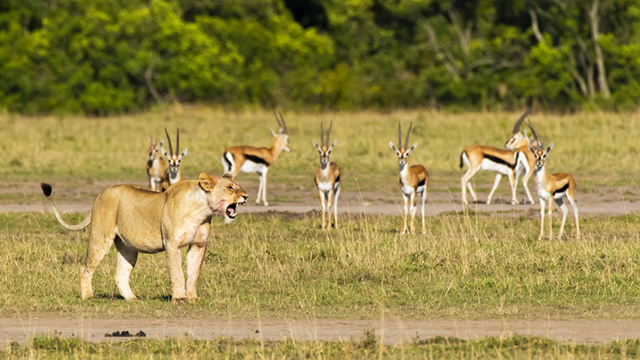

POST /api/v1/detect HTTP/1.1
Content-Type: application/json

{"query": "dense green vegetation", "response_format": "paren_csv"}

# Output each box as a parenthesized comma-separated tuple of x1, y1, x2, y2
(1, 0, 640, 114)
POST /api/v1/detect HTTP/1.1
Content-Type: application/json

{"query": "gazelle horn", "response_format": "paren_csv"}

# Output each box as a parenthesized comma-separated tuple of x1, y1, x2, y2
(164, 127, 173, 156)
(405, 122, 413, 148)
(512, 107, 532, 134)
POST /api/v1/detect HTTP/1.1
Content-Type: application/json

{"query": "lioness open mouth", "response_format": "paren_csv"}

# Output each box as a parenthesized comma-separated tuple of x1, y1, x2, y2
(226, 203, 237, 219)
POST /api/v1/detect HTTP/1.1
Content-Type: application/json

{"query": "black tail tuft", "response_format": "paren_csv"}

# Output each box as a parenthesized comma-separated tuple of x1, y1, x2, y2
(459, 152, 464, 169)
(40, 183, 53, 197)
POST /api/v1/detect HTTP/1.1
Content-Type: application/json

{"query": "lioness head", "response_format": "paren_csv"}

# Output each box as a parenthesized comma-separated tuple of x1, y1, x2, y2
(198, 173, 248, 224)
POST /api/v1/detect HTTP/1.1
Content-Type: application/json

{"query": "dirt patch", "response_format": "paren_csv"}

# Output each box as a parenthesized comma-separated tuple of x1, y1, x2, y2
(2, 180, 639, 218)
(3, 317, 640, 346)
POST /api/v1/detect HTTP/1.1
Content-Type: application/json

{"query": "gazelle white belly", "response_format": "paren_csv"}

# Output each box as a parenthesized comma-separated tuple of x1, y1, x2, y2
(401, 184, 415, 197)
(317, 181, 333, 193)
(240, 160, 267, 174)
(480, 159, 511, 175)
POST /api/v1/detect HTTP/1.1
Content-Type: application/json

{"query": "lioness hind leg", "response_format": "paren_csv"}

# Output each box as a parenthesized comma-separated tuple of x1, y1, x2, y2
(114, 237, 139, 301)
(80, 232, 114, 300)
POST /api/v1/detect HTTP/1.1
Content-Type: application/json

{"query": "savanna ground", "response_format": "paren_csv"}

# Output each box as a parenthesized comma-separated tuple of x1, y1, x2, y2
(1, 106, 640, 358)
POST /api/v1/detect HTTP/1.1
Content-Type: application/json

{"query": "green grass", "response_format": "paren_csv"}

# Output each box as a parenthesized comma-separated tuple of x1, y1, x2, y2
(1, 107, 639, 191)
(4, 334, 640, 359)
(2, 211, 640, 320)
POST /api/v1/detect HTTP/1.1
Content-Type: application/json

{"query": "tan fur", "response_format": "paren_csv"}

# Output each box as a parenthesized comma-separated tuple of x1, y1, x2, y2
(390, 139, 429, 235)
(459, 145, 518, 206)
(146, 140, 167, 192)
(222, 133, 290, 206)
(42, 173, 248, 301)
(313, 137, 341, 229)
(529, 144, 580, 240)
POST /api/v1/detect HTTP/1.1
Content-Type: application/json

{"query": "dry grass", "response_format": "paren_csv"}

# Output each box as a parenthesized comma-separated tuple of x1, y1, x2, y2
(2, 211, 640, 320)
(1, 106, 638, 192)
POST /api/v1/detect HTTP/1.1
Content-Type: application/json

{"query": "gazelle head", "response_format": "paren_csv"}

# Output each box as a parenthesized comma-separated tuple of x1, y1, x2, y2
(528, 143, 554, 169)
(389, 122, 417, 170)
(161, 127, 188, 180)
(505, 107, 533, 150)
(147, 137, 164, 161)
(312, 121, 337, 167)
(526, 121, 551, 169)
(270, 111, 290, 152)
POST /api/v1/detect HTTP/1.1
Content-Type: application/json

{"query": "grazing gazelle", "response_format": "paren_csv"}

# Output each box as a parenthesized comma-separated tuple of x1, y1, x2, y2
(146, 137, 167, 192)
(313, 122, 341, 229)
(221, 111, 290, 206)
(528, 130, 580, 240)
(389, 122, 429, 234)
(161, 127, 188, 190)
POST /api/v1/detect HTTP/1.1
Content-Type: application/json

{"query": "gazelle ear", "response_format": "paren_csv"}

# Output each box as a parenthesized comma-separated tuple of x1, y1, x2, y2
(330, 139, 337, 149)
(389, 141, 397, 151)
(198, 173, 216, 193)
(409, 142, 418, 152)
(180, 148, 188, 158)
(313, 139, 321, 151)
(161, 146, 169, 158)
(160, 139, 164, 147)
(546, 143, 554, 153)
(270, 128, 277, 137)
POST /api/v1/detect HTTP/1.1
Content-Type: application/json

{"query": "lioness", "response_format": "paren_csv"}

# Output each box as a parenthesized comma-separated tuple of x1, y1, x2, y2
(41, 173, 248, 301)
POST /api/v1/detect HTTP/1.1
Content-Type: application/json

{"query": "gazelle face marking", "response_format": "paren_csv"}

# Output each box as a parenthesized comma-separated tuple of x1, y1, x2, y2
(528, 143, 553, 169)
(389, 142, 417, 168)
(162, 128, 187, 181)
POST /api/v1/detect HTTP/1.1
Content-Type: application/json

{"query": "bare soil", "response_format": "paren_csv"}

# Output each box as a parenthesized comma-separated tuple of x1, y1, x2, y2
(1, 180, 639, 217)
(3, 317, 640, 346)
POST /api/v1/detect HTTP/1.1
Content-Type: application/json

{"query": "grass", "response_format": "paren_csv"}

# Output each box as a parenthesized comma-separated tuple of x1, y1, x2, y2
(1, 106, 639, 191)
(2, 210, 640, 320)
(4, 334, 640, 359)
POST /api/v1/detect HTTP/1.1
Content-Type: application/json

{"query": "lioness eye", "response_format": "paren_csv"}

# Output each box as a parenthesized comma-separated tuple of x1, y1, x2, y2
(227, 186, 234, 190)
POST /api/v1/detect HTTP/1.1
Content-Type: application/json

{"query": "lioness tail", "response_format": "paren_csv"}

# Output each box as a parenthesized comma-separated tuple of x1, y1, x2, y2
(40, 183, 92, 231)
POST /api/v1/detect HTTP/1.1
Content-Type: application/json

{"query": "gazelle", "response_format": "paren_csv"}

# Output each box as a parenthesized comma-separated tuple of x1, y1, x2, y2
(161, 127, 188, 190)
(221, 111, 290, 206)
(313, 122, 341, 229)
(389, 122, 429, 234)
(528, 130, 580, 240)
(460, 108, 537, 207)
(146, 137, 167, 192)
(503, 108, 537, 204)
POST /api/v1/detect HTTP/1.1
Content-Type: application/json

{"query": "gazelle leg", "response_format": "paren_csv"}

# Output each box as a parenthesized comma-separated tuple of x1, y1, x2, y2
(522, 170, 535, 204)
(567, 193, 580, 239)
(547, 197, 554, 240)
(538, 198, 545, 240)
(421, 190, 427, 234)
(410, 192, 416, 234)
(262, 169, 269, 206)
(326, 189, 334, 230)
(402, 194, 409, 234)
(333, 185, 340, 229)
(319, 190, 326, 229)
(256, 172, 264, 205)
(555, 198, 568, 239)
(461, 166, 480, 206)
(508, 170, 517, 205)
(487, 174, 502, 205)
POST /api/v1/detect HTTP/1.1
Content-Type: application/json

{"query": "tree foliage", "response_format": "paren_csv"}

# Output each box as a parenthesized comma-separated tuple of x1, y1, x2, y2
(1, 0, 639, 113)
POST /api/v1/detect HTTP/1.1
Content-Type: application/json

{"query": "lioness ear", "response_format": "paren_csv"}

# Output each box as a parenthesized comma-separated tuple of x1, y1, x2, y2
(222, 173, 234, 180)
(198, 173, 216, 193)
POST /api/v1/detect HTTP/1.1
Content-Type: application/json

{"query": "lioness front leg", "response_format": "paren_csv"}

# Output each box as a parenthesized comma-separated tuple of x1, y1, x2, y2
(165, 243, 187, 301)
(185, 223, 209, 300)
